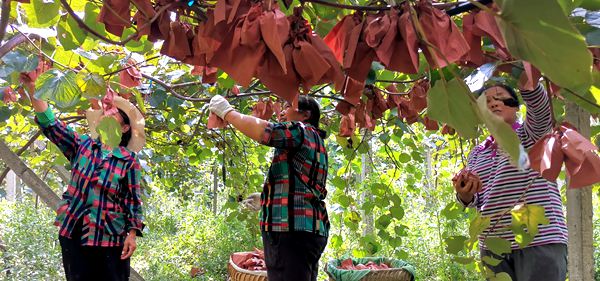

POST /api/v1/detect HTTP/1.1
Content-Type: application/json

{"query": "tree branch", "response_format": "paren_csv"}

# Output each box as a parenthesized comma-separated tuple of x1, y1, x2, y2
(0, 130, 42, 184)
(103, 55, 160, 77)
(10, 26, 71, 70)
(143, 73, 345, 102)
(0, 33, 41, 58)
(59, 0, 175, 46)
(0, 0, 11, 43)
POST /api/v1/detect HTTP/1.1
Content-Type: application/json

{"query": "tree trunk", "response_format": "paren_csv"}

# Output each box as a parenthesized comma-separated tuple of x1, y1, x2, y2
(361, 130, 373, 236)
(0, 140, 145, 281)
(565, 102, 595, 281)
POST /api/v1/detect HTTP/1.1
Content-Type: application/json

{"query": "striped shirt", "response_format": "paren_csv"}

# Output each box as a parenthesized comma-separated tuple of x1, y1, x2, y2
(259, 121, 330, 237)
(35, 108, 144, 247)
(459, 84, 568, 249)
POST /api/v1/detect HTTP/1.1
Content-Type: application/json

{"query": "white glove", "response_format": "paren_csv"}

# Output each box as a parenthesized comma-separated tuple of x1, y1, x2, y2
(209, 95, 234, 119)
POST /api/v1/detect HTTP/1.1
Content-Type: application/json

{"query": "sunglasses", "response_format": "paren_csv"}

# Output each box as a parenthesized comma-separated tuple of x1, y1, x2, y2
(492, 97, 519, 108)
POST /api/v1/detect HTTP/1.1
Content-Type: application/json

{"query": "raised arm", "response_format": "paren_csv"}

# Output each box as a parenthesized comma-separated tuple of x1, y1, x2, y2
(22, 74, 82, 162)
(521, 83, 553, 144)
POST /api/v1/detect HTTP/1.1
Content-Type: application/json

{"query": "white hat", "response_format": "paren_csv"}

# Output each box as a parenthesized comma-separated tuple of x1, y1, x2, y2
(86, 96, 146, 153)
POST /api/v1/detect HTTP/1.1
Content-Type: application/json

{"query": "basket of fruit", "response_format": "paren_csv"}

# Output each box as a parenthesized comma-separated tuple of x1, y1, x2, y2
(325, 257, 415, 281)
(228, 249, 268, 281)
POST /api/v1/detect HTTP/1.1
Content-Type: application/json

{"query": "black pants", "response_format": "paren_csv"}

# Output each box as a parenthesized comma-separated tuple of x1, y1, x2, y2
(59, 222, 130, 281)
(262, 231, 328, 281)
(481, 243, 567, 281)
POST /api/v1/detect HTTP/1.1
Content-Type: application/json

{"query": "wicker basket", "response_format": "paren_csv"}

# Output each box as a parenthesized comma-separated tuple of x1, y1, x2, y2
(227, 254, 268, 281)
(326, 266, 413, 281)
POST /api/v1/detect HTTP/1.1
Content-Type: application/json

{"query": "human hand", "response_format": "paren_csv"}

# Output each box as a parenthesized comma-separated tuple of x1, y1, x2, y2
(452, 169, 482, 204)
(121, 230, 137, 260)
(209, 95, 234, 119)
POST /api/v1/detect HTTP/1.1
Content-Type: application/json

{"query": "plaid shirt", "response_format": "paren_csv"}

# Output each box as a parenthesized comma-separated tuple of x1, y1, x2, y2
(259, 121, 329, 237)
(35, 108, 144, 247)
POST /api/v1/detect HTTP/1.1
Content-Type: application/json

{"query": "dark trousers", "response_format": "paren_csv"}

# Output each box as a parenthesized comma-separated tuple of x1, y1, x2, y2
(481, 243, 567, 281)
(59, 222, 130, 281)
(262, 231, 328, 281)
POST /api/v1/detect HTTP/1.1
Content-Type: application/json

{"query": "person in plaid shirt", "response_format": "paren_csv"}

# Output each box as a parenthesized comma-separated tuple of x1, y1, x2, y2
(210, 95, 329, 281)
(21, 73, 145, 281)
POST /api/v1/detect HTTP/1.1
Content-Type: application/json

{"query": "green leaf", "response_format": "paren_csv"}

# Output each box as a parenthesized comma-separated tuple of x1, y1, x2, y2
(375, 214, 392, 229)
(445, 235, 468, 255)
(586, 29, 600, 45)
(581, 0, 600, 10)
(96, 117, 122, 148)
(390, 205, 404, 220)
(57, 15, 87, 51)
(452, 256, 475, 265)
(561, 72, 600, 115)
(398, 153, 411, 163)
(337, 194, 353, 208)
(76, 72, 106, 99)
(427, 78, 481, 138)
(35, 69, 82, 109)
(441, 201, 463, 220)
(484, 237, 512, 256)
(83, 2, 108, 37)
(330, 234, 343, 249)
(511, 224, 535, 248)
(0, 106, 12, 123)
(496, 0, 593, 89)
(482, 255, 503, 267)
(469, 213, 491, 241)
(511, 204, 549, 237)
(476, 94, 521, 165)
(25, 0, 60, 27)
(2, 51, 38, 73)
(490, 272, 513, 281)
(557, 0, 583, 14)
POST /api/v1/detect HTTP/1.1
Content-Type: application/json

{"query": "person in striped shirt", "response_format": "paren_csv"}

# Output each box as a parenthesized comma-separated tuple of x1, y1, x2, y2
(453, 76, 567, 280)
(21, 72, 145, 281)
(210, 95, 329, 281)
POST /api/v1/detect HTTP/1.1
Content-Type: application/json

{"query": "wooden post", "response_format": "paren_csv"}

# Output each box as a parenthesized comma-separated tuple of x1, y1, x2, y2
(565, 102, 595, 281)
(0, 140, 145, 281)
(6, 170, 20, 201)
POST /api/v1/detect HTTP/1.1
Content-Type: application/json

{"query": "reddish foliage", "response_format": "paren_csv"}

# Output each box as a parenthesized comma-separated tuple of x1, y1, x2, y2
(339, 109, 356, 137)
(337, 259, 391, 270)
(417, 0, 470, 68)
(2, 87, 17, 104)
(441, 124, 456, 135)
(189, 267, 204, 278)
(119, 59, 143, 88)
(231, 249, 267, 271)
(529, 123, 600, 188)
(251, 99, 274, 120)
(461, 4, 509, 66)
(408, 79, 429, 112)
(422, 116, 439, 131)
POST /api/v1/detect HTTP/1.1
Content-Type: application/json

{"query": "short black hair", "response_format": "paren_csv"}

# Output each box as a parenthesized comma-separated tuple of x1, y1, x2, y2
(475, 83, 520, 106)
(297, 96, 321, 129)
(118, 109, 132, 147)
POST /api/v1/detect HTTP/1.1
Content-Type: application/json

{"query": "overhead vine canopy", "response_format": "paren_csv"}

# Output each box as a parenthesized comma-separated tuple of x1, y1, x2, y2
(0, 0, 599, 152)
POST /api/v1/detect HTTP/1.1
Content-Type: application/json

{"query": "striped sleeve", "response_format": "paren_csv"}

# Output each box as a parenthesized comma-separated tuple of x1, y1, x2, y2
(34, 108, 81, 162)
(124, 157, 144, 237)
(520, 83, 553, 145)
(259, 121, 304, 149)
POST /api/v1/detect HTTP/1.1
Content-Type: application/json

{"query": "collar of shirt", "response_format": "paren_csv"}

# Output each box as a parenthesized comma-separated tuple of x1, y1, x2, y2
(482, 122, 522, 157)
(90, 138, 134, 160)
